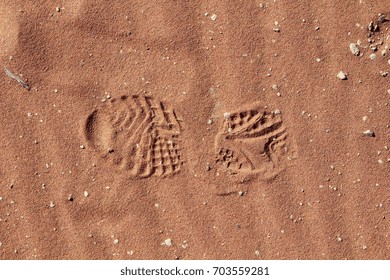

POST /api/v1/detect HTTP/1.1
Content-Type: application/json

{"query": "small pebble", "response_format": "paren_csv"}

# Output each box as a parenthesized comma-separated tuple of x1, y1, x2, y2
(210, 14, 217, 21)
(56, 7, 61, 12)
(49, 201, 55, 208)
(337, 71, 348, 80)
(362, 116, 368, 122)
(369, 53, 376, 60)
(349, 43, 360, 56)
(223, 112, 231, 119)
(162, 238, 173, 246)
(84, 191, 89, 197)
(113, 239, 119, 245)
(362, 130, 375, 137)
(378, 14, 387, 24)
(80, 145, 85, 149)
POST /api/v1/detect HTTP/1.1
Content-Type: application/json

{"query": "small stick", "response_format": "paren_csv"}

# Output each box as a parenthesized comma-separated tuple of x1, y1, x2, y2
(3, 66, 30, 90)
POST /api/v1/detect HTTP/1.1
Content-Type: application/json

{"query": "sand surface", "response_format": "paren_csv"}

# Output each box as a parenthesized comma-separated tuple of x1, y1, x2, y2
(0, 0, 389, 260)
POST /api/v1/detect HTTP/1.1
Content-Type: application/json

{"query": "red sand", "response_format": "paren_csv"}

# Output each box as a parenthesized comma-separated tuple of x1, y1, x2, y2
(0, 0, 389, 259)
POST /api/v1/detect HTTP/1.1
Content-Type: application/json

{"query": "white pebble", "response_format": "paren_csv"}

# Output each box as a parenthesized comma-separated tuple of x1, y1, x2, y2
(362, 130, 375, 137)
(349, 43, 360, 56)
(162, 238, 173, 246)
(274, 109, 281, 115)
(337, 71, 348, 80)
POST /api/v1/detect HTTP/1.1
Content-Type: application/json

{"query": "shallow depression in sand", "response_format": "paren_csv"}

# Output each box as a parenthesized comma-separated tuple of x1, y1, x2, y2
(83, 95, 183, 178)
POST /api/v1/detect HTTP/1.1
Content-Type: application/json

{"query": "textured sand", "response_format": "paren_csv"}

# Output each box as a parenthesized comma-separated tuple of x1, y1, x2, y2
(0, 0, 389, 260)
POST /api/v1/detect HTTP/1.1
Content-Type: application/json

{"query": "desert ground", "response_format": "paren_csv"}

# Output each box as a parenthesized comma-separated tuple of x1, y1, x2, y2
(0, 0, 389, 259)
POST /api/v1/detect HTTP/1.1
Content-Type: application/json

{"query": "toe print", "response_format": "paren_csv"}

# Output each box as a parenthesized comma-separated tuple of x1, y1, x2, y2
(215, 103, 296, 179)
